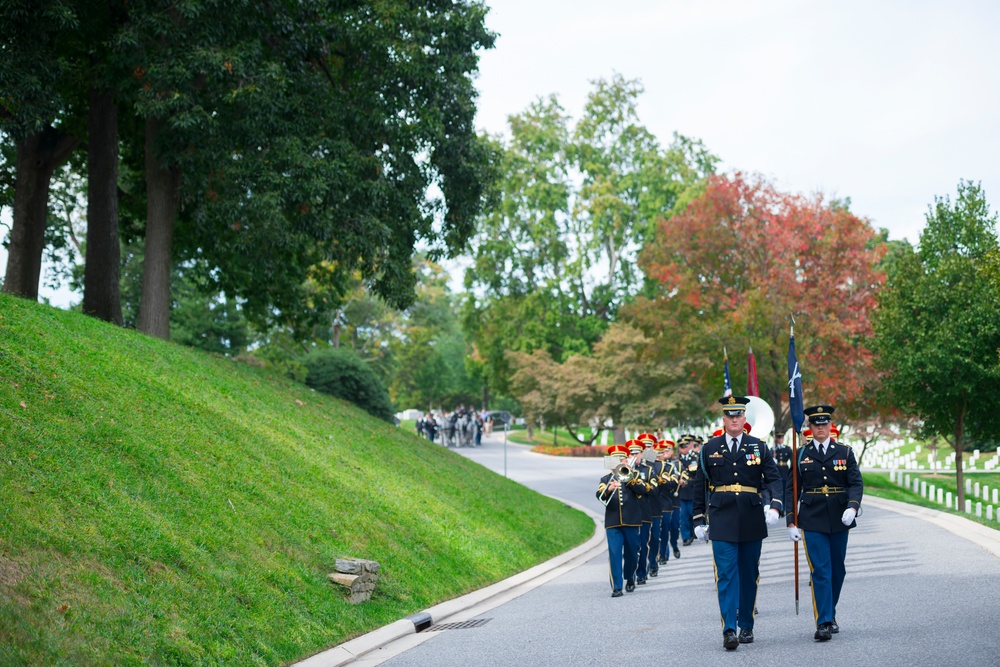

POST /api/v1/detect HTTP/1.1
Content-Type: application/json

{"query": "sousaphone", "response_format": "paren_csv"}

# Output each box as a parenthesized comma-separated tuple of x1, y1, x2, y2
(744, 395, 776, 443)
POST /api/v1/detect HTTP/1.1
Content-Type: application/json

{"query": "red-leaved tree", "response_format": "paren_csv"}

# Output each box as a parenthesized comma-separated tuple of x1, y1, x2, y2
(627, 173, 887, 433)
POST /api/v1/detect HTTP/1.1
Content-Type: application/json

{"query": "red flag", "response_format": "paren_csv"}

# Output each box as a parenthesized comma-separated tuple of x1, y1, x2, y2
(747, 346, 759, 396)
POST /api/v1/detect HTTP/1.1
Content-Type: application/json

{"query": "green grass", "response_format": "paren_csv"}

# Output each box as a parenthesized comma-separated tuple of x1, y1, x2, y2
(0, 295, 593, 667)
(863, 472, 1000, 531)
(506, 426, 599, 448)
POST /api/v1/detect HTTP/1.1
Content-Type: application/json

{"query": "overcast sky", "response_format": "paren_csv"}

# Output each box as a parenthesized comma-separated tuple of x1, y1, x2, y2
(6, 1, 999, 306)
(473, 0, 1000, 243)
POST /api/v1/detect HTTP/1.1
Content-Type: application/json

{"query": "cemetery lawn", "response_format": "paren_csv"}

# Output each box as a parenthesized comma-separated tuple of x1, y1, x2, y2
(0, 295, 594, 667)
(863, 472, 1000, 531)
(507, 426, 596, 448)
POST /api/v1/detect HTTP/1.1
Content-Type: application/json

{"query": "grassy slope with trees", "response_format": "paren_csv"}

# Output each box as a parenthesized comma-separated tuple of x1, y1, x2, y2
(0, 295, 592, 667)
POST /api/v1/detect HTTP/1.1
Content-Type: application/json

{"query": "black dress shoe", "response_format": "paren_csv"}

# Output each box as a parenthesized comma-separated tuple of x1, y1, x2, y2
(723, 629, 739, 650)
(611, 589, 623, 598)
(814, 623, 832, 641)
(625, 580, 635, 593)
(657, 556, 667, 564)
(830, 619, 839, 634)
(636, 577, 647, 585)
(649, 567, 658, 577)
(673, 547, 681, 558)
(682, 538, 693, 546)
(738, 629, 754, 644)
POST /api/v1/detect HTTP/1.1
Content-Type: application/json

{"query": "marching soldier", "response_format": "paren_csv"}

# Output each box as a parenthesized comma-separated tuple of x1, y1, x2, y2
(645, 438, 671, 576)
(772, 431, 793, 513)
(597, 443, 646, 597)
(657, 440, 681, 563)
(631, 437, 657, 585)
(676, 436, 698, 546)
(693, 396, 784, 650)
(786, 405, 863, 641)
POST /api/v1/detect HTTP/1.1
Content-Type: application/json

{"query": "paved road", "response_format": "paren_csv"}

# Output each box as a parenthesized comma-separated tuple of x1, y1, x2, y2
(371, 431, 1000, 667)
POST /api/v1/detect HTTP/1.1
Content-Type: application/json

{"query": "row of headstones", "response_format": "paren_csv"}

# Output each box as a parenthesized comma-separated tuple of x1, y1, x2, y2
(874, 448, 1000, 471)
(889, 471, 1000, 520)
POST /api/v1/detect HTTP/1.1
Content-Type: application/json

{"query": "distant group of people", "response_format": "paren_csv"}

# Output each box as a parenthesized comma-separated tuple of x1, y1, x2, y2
(416, 406, 492, 447)
(598, 396, 863, 651)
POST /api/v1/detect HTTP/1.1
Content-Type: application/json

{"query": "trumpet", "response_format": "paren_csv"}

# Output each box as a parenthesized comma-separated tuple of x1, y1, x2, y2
(612, 463, 634, 483)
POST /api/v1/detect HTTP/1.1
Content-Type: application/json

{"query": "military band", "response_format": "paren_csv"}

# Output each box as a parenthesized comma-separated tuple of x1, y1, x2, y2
(592, 395, 864, 649)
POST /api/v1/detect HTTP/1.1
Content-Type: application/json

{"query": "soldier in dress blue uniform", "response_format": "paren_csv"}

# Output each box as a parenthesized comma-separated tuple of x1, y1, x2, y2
(656, 439, 681, 564)
(785, 405, 863, 641)
(597, 443, 646, 597)
(772, 431, 793, 513)
(693, 396, 784, 650)
(676, 436, 698, 545)
(631, 437, 657, 585)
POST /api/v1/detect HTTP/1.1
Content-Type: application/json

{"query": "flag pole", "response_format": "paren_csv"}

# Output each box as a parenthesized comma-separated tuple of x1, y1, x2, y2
(790, 316, 800, 615)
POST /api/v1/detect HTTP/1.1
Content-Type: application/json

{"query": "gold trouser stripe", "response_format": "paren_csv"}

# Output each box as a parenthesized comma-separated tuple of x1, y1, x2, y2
(712, 550, 724, 631)
(801, 532, 819, 622)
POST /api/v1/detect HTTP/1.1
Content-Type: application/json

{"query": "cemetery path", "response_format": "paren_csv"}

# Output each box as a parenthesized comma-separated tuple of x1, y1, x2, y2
(351, 432, 1000, 667)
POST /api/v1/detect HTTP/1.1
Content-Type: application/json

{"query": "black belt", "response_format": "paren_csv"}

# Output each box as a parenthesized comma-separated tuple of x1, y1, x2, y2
(804, 486, 844, 494)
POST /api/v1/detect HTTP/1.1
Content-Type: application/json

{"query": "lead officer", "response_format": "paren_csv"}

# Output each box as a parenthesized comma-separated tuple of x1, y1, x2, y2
(693, 396, 784, 650)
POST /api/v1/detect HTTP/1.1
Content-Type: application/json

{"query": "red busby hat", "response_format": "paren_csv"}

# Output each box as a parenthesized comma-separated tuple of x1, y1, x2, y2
(802, 428, 813, 440)
(743, 422, 752, 435)
(712, 428, 724, 437)
(626, 439, 644, 453)
(654, 439, 675, 451)
(830, 424, 840, 437)
(607, 444, 628, 457)
(637, 432, 656, 445)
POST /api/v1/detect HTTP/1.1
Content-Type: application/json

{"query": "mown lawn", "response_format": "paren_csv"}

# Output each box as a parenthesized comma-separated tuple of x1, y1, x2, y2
(0, 295, 593, 667)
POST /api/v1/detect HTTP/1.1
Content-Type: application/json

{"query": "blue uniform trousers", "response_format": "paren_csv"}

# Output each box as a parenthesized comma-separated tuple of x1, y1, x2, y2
(660, 509, 679, 559)
(801, 530, 849, 626)
(637, 522, 652, 578)
(606, 526, 640, 591)
(647, 517, 661, 572)
(679, 500, 694, 541)
(711, 539, 763, 632)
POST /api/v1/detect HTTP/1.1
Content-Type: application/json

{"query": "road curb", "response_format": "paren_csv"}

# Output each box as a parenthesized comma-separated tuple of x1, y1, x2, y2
(291, 497, 604, 667)
(865, 495, 1000, 558)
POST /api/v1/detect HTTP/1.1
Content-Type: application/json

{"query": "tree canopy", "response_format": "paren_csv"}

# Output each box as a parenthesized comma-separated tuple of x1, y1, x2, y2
(628, 173, 887, 430)
(872, 180, 1000, 508)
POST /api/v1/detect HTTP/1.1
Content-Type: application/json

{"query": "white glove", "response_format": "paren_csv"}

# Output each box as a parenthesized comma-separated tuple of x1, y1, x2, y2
(765, 508, 780, 526)
(694, 525, 709, 542)
(841, 507, 857, 526)
(787, 526, 801, 542)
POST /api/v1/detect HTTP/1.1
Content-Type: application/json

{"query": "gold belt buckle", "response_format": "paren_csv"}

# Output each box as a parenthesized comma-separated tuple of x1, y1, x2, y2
(821, 485, 829, 494)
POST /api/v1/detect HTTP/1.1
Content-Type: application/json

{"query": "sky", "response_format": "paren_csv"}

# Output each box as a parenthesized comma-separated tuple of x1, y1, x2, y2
(5, 0, 999, 305)
(472, 0, 1000, 243)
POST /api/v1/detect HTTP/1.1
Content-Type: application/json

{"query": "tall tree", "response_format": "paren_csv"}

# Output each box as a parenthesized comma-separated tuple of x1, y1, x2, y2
(872, 180, 1000, 510)
(464, 75, 716, 396)
(629, 173, 886, 431)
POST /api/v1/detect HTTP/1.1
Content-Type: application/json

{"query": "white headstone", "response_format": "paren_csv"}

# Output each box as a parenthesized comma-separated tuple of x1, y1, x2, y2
(920, 481, 927, 498)
(966, 479, 973, 494)
(965, 499, 972, 514)
(993, 489, 998, 505)
(989, 506, 994, 521)
(976, 502, 982, 517)
(946, 492, 953, 508)
(975, 482, 981, 496)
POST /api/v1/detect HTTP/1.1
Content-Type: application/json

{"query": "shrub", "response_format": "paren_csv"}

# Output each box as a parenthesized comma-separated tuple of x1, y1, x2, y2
(301, 348, 395, 422)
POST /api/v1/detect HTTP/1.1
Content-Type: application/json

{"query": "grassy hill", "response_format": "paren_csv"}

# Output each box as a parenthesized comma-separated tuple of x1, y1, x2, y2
(0, 295, 593, 667)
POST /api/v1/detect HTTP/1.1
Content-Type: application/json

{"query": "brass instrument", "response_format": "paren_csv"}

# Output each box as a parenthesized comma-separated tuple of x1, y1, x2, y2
(613, 463, 634, 483)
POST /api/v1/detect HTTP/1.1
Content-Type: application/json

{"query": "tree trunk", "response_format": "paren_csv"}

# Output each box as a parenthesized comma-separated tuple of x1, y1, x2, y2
(82, 86, 123, 325)
(954, 406, 966, 512)
(481, 384, 489, 411)
(137, 117, 180, 339)
(3, 127, 79, 299)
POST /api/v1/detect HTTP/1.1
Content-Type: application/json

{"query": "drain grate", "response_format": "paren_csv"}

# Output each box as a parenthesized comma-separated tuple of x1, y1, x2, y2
(427, 618, 492, 632)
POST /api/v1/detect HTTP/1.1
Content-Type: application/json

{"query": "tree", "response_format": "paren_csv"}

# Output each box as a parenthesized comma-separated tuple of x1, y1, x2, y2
(629, 173, 887, 431)
(464, 75, 717, 396)
(873, 180, 1000, 510)
(507, 322, 702, 444)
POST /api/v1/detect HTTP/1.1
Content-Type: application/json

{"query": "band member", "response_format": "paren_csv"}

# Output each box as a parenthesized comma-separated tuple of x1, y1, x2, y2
(630, 438, 656, 585)
(773, 431, 793, 508)
(597, 443, 645, 597)
(657, 440, 681, 563)
(786, 405, 863, 641)
(676, 436, 697, 545)
(693, 396, 783, 650)
(645, 437, 670, 576)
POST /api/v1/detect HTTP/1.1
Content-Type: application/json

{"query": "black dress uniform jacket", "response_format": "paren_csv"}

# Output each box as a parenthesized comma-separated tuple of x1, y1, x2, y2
(647, 461, 665, 518)
(676, 452, 699, 501)
(597, 472, 645, 528)
(657, 460, 679, 512)
(786, 440, 863, 533)
(692, 434, 783, 542)
(636, 462, 656, 522)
